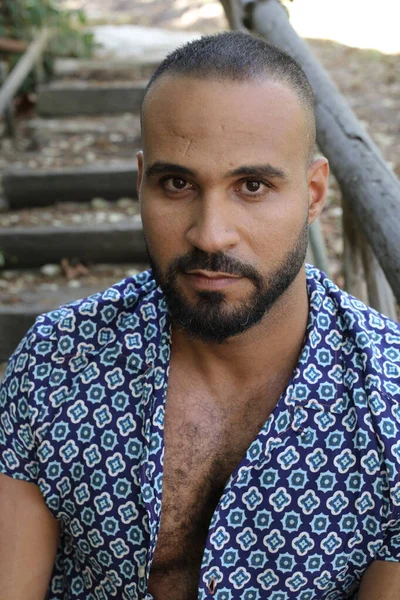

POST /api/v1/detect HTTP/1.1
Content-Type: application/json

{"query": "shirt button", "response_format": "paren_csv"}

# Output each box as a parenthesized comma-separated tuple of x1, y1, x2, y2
(138, 565, 145, 579)
(208, 576, 216, 594)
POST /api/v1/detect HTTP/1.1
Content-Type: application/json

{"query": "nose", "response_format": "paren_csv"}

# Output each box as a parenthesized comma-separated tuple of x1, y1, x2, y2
(185, 194, 240, 254)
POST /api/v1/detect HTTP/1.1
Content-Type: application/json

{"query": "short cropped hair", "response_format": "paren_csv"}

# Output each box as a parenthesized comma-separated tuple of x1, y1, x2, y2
(142, 31, 316, 158)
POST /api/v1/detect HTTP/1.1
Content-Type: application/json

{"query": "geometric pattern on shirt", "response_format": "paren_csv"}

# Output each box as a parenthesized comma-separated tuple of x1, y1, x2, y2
(0, 265, 399, 600)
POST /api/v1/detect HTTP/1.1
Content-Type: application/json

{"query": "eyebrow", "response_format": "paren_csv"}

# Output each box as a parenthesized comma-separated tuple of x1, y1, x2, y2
(145, 161, 288, 181)
(145, 162, 195, 178)
(227, 164, 287, 180)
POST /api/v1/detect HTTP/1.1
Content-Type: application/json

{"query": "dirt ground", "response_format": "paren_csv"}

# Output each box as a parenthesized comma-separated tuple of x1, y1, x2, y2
(61, 0, 228, 32)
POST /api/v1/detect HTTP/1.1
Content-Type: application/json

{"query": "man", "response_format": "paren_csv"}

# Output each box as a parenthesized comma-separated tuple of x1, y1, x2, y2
(0, 31, 399, 600)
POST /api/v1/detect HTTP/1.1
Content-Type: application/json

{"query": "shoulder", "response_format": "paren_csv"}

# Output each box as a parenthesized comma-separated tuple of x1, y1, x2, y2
(39, 268, 156, 339)
(30, 269, 160, 356)
(2, 270, 166, 398)
(306, 265, 400, 401)
(0, 270, 169, 493)
(0, 270, 170, 462)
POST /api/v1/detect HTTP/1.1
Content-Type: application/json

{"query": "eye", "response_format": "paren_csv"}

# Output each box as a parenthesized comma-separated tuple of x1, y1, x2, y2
(162, 177, 193, 192)
(245, 180, 262, 193)
(236, 179, 273, 197)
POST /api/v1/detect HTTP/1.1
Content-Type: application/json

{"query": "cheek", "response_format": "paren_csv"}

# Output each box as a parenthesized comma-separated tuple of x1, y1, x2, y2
(253, 195, 305, 229)
(245, 195, 307, 261)
(141, 198, 186, 264)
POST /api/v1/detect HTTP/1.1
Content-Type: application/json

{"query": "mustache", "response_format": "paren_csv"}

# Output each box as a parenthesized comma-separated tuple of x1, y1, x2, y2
(168, 249, 263, 286)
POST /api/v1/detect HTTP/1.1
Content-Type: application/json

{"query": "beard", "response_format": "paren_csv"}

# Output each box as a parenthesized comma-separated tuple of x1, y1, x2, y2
(147, 218, 309, 344)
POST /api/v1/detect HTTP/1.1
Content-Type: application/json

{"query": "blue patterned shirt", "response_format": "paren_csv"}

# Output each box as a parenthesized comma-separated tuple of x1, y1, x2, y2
(1, 265, 400, 600)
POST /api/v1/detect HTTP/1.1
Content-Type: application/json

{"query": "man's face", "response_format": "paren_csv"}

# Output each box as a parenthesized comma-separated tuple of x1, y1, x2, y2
(138, 76, 327, 343)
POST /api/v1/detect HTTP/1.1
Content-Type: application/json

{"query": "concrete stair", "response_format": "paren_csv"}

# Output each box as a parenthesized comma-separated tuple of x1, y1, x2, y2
(0, 57, 156, 361)
(37, 81, 148, 117)
(1, 219, 146, 268)
(3, 163, 139, 208)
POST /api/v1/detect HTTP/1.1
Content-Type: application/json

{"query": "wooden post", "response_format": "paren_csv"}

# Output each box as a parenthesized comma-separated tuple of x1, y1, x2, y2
(0, 61, 15, 138)
(342, 195, 396, 318)
(4, 101, 15, 138)
(251, 0, 400, 305)
(342, 196, 369, 304)
(309, 219, 331, 277)
(361, 239, 398, 321)
(305, 244, 315, 267)
(34, 56, 46, 86)
(220, 0, 245, 30)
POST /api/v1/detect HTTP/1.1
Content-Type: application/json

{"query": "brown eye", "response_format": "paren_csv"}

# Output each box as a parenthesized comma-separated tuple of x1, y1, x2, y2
(172, 178, 187, 189)
(245, 180, 261, 192)
(237, 179, 270, 197)
(163, 177, 189, 191)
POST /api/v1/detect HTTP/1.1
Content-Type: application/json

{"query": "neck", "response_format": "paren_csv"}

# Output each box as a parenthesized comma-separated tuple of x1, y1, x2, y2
(170, 267, 309, 391)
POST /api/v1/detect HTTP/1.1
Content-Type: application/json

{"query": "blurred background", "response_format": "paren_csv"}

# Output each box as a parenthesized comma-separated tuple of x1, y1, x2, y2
(0, 0, 399, 375)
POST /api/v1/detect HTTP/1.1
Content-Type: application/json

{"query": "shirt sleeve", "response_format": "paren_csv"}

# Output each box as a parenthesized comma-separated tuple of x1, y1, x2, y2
(0, 319, 51, 483)
(372, 392, 400, 563)
(374, 518, 400, 562)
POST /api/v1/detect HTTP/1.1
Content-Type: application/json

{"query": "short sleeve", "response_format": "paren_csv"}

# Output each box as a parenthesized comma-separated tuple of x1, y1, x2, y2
(374, 518, 400, 562)
(0, 321, 48, 483)
(372, 393, 400, 563)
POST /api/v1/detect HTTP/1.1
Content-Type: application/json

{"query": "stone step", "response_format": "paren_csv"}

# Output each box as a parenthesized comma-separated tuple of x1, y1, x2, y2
(27, 113, 141, 136)
(0, 303, 48, 363)
(0, 264, 147, 361)
(37, 81, 147, 117)
(0, 220, 146, 267)
(54, 57, 160, 81)
(3, 163, 139, 208)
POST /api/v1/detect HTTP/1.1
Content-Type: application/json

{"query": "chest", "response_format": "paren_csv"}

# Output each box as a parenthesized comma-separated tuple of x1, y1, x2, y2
(148, 376, 277, 590)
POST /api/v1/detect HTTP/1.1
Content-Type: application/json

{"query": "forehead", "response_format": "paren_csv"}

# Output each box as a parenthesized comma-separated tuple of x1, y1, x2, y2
(142, 76, 310, 171)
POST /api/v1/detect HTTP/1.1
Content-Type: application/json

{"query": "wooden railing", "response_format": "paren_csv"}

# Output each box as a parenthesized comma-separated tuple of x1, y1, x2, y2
(221, 0, 400, 319)
(0, 28, 52, 136)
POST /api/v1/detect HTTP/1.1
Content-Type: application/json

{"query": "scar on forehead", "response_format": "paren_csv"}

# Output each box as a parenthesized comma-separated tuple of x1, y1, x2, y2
(184, 139, 193, 157)
(178, 138, 196, 157)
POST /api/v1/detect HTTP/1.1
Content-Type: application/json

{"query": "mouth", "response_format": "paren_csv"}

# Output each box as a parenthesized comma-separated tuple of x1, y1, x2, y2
(187, 269, 241, 279)
(184, 270, 242, 290)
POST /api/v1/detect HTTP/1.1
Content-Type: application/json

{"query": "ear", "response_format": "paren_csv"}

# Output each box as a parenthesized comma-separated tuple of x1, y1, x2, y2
(136, 151, 144, 198)
(307, 157, 329, 225)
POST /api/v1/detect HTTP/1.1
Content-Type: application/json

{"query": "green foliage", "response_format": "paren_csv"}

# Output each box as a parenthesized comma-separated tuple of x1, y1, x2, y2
(0, 0, 94, 58)
(0, 0, 94, 96)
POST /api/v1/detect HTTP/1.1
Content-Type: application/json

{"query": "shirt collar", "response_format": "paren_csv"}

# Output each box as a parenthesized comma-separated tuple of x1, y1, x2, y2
(116, 266, 343, 411)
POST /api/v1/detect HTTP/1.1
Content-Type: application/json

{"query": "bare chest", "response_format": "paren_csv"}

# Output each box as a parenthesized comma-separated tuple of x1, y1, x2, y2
(148, 380, 275, 599)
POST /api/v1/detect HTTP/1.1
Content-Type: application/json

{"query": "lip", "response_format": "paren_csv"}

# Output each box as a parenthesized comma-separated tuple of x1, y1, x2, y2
(187, 269, 241, 279)
(184, 270, 242, 290)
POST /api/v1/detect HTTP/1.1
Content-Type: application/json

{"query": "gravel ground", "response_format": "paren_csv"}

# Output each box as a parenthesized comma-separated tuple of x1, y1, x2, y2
(61, 0, 227, 32)
(0, 113, 141, 171)
(0, 197, 141, 228)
